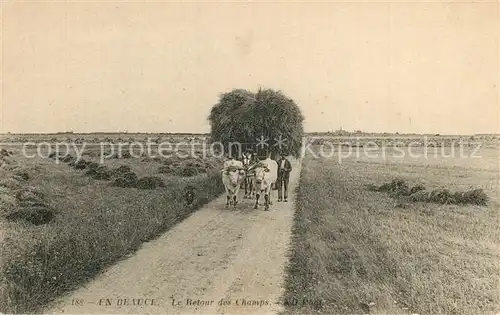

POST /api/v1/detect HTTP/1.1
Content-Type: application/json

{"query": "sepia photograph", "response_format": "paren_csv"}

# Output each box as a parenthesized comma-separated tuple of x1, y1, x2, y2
(0, 1, 498, 314)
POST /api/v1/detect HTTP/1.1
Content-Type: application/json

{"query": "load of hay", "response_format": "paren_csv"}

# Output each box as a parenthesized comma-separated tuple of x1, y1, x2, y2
(367, 179, 489, 206)
(208, 88, 305, 158)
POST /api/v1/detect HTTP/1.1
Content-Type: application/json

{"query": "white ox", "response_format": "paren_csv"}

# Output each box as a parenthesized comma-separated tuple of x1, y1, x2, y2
(221, 160, 245, 207)
(252, 158, 278, 211)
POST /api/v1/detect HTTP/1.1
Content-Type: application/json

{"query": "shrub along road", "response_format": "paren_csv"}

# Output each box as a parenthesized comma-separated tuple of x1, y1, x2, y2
(45, 158, 302, 315)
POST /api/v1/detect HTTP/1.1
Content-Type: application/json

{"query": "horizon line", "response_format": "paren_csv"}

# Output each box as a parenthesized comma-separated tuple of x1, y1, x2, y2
(0, 131, 499, 137)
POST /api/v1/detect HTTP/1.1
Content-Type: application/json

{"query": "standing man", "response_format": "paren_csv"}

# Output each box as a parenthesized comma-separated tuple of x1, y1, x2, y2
(241, 150, 253, 191)
(276, 152, 292, 202)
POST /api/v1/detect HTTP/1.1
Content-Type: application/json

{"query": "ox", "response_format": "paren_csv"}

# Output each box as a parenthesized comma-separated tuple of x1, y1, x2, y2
(252, 158, 278, 211)
(221, 167, 246, 207)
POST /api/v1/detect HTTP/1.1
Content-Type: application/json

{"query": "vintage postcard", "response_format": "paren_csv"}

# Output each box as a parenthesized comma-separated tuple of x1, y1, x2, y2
(0, 1, 498, 314)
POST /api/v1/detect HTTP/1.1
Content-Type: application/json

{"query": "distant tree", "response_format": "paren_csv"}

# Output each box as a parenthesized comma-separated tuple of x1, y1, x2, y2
(208, 88, 305, 158)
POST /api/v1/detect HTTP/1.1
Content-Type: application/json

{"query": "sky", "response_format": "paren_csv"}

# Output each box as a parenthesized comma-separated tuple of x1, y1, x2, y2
(1, 0, 498, 135)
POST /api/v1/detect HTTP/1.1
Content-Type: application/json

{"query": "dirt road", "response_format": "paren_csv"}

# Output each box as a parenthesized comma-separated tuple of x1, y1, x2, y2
(45, 158, 302, 315)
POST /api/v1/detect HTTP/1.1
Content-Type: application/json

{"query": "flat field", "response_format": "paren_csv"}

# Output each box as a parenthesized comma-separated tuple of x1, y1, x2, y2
(0, 138, 224, 314)
(0, 134, 498, 314)
(283, 145, 499, 315)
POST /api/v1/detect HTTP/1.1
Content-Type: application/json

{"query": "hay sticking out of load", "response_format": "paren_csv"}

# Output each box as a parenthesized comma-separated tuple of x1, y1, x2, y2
(367, 179, 488, 206)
